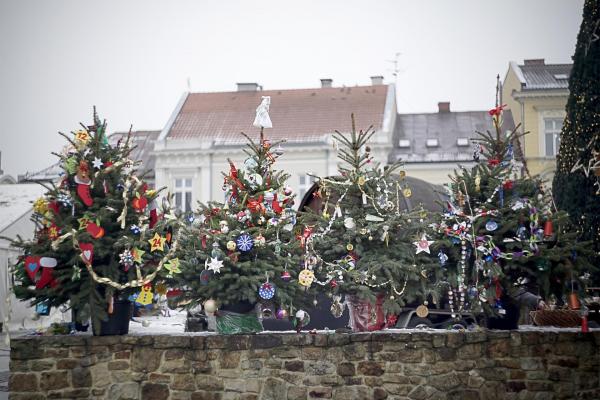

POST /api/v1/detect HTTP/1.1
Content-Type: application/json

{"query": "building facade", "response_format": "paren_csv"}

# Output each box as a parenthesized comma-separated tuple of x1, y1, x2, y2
(153, 78, 396, 211)
(502, 59, 571, 182)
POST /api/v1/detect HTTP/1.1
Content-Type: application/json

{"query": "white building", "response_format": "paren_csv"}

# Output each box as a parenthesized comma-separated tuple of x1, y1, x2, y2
(153, 78, 397, 210)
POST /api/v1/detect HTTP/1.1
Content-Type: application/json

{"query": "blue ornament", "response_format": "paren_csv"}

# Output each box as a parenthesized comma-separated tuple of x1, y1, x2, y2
(199, 269, 211, 286)
(258, 282, 276, 300)
(236, 233, 254, 252)
(485, 220, 498, 232)
(467, 286, 478, 298)
(130, 225, 141, 235)
(187, 214, 195, 224)
(438, 251, 448, 266)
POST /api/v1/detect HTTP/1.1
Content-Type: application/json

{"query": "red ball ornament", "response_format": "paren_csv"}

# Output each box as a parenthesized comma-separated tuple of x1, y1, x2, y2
(281, 271, 291, 282)
(330, 280, 338, 288)
(503, 180, 514, 190)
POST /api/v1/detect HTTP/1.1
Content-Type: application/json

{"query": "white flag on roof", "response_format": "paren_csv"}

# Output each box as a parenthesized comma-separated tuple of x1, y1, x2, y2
(253, 96, 272, 129)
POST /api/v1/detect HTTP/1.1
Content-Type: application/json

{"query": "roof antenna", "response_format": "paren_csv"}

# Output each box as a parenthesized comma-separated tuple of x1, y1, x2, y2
(186, 77, 191, 92)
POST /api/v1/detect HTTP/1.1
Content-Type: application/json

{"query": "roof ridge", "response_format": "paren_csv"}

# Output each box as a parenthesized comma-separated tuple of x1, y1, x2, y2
(187, 84, 387, 95)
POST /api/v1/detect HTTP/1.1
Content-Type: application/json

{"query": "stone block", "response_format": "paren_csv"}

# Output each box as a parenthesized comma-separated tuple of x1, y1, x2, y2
(357, 361, 384, 376)
(132, 347, 163, 372)
(306, 361, 336, 376)
(40, 371, 69, 391)
(115, 350, 132, 359)
(9, 373, 39, 392)
(107, 382, 140, 400)
(428, 372, 461, 391)
(333, 386, 370, 399)
(191, 391, 222, 400)
(285, 361, 305, 372)
(172, 374, 197, 391)
(327, 334, 351, 347)
(218, 352, 241, 369)
(336, 362, 355, 376)
(341, 343, 366, 361)
(195, 375, 224, 391)
(30, 359, 56, 371)
(271, 347, 300, 359)
(71, 366, 92, 388)
(164, 349, 185, 361)
(11, 340, 44, 360)
(287, 386, 307, 400)
(373, 387, 388, 400)
(302, 347, 324, 360)
(250, 334, 283, 349)
(108, 360, 130, 370)
(91, 364, 111, 387)
(154, 336, 191, 349)
(259, 377, 286, 399)
(141, 383, 170, 400)
(49, 388, 91, 398)
(363, 377, 383, 387)
(308, 386, 332, 398)
(171, 391, 193, 400)
(162, 358, 192, 374)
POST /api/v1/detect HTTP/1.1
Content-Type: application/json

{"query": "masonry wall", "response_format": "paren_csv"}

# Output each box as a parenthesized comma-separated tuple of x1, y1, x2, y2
(10, 331, 600, 400)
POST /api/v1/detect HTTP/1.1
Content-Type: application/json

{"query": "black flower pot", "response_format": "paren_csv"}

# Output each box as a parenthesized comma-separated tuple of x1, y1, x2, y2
(93, 300, 132, 336)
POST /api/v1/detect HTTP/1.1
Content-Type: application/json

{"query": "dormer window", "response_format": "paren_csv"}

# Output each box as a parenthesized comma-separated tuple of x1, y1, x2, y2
(398, 139, 411, 148)
(426, 138, 439, 147)
(456, 138, 469, 147)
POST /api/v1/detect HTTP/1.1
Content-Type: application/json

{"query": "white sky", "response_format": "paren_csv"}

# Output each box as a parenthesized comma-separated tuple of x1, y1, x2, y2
(0, 0, 584, 178)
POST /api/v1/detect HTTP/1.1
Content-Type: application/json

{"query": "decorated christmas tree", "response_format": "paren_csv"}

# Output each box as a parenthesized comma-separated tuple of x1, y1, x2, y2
(8, 109, 181, 334)
(174, 97, 313, 329)
(431, 85, 594, 323)
(300, 114, 438, 330)
(553, 0, 600, 263)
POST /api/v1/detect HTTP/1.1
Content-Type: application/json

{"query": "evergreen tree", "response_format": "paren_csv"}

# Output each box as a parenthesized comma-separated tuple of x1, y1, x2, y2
(553, 0, 600, 263)
(9, 110, 181, 332)
(431, 92, 594, 318)
(301, 115, 438, 320)
(174, 124, 313, 317)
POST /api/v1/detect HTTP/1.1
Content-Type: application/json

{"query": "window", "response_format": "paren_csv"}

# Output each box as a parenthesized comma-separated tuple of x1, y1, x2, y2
(544, 118, 563, 157)
(426, 138, 439, 147)
(174, 178, 193, 212)
(398, 139, 411, 148)
(456, 138, 469, 147)
(298, 174, 315, 199)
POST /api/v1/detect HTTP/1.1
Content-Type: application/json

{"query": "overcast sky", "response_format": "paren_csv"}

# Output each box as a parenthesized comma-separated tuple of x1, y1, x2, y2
(0, 0, 584, 178)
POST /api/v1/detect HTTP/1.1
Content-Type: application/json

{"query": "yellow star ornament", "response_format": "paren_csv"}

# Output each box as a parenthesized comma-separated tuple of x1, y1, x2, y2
(148, 233, 166, 252)
(164, 258, 181, 275)
(132, 248, 145, 263)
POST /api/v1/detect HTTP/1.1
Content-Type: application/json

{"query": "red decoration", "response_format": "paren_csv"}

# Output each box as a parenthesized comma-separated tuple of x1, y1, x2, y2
(86, 221, 105, 239)
(36, 267, 57, 289)
(272, 195, 283, 214)
(48, 223, 60, 240)
(386, 313, 398, 328)
(543, 220, 554, 237)
(24, 256, 41, 282)
(48, 201, 60, 215)
(330, 280, 338, 288)
(488, 158, 500, 167)
(80, 242, 94, 265)
(149, 208, 158, 228)
(488, 104, 506, 117)
(132, 195, 148, 212)
(76, 183, 93, 206)
(166, 289, 182, 298)
(503, 180, 513, 190)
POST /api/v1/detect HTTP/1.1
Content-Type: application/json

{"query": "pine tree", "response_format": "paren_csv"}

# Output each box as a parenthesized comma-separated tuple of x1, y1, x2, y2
(174, 128, 313, 317)
(553, 0, 600, 263)
(431, 91, 594, 319)
(300, 115, 438, 320)
(9, 110, 181, 332)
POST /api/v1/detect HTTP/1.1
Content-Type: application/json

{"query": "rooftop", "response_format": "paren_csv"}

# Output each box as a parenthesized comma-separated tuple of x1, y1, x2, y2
(163, 84, 391, 145)
(0, 183, 45, 233)
(109, 130, 160, 180)
(512, 59, 571, 91)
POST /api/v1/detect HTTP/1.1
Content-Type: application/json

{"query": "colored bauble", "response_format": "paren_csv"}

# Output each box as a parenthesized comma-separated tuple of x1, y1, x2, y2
(276, 308, 288, 319)
(119, 249, 135, 272)
(132, 195, 148, 212)
(130, 225, 141, 235)
(298, 269, 315, 287)
(485, 220, 498, 232)
(258, 282, 276, 300)
(281, 271, 291, 282)
(344, 217, 356, 230)
(226, 240, 237, 251)
(199, 269, 211, 286)
(236, 233, 254, 252)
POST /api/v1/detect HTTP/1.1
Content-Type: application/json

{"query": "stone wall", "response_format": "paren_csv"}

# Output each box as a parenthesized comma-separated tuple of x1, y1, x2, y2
(10, 330, 600, 400)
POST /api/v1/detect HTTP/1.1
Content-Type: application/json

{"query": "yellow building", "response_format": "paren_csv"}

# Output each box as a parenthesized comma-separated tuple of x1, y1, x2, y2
(502, 59, 571, 183)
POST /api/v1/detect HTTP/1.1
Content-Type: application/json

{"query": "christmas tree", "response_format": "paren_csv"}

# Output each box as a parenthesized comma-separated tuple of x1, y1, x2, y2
(9, 109, 181, 333)
(431, 84, 594, 320)
(300, 114, 438, 328)
(174, 97, 312, 323)
(553, 0, 600, 263)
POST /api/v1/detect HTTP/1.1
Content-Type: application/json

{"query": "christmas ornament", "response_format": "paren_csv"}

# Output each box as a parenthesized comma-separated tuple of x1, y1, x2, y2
(86, 220, 105, 239)
(346, 243, 354, 251)
(292, 309, 310, 332)
(226, 240, 237, 251)
(80, 242, 94, 265)
(248, 173, 264, 188)
(330, 296, 344, 318)
(244, 157, 258, 171)
(199, 269, 211, 285)
(155, 283, 168, 295)
(253, 96, 273, 128)
(415, 304, 429, 318)
(33, 198, 48, 215)
(220, 220, 229, 234)
(258, 282, 276, 300)
(413, 234, 434, 254)
(298, 269, 315, 287)
(485, 220, 498, 232)
(204, 299, 217, 313)
(132, 195, 148, 212)
(207, 257, 224, 273)
(276, 308, 288, 319)
(236, 233, 254, 252)
(92, 157, 103, 170)
(164, 258, 181, 275)
(281, 270, 291, 282)
(148, 233, 166, 252)
(344, 217, 356, 229)
(135, 284, 153, 306)
(119, 249, 135, 272)
(74, 130, 91, 147)
(131, 248, 145, 263)
(438, 251, 448, 266)
(403, 188, 412, 198)
(130, 225, 141, 235)
(254, 234, 266, 247)
(543, 220, 554, 237)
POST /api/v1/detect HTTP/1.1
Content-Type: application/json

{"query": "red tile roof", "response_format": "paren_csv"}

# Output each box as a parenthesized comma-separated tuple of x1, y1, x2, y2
(165, 85, 390, 144)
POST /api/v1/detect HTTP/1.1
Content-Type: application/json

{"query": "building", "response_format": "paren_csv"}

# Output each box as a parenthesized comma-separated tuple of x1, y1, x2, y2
(154, 78, 396, 211)
(390, 102, 516, 184)
(502, 59, 571, 181)
(108, 130, 161, 188)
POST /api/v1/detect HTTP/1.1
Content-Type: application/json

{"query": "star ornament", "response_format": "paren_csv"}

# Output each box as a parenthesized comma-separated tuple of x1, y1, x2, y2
(164, 258, 181, 274)
(92, 157, 103, 170)
(207, 257, 224, 274)
(148, 233, 166, 252)
(132, 248, 145, 263)
(414, 234, 434, 254)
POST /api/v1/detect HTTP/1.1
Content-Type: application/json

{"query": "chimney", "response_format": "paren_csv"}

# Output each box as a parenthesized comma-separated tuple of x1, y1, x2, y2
(320, 79, 333, 88)
(438, 102, 450, 113)
(236, 82, 261, 92)
(370, 75, 384, 85)
(524, 59, 545, 66)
